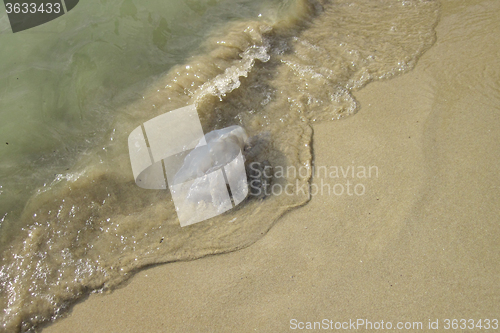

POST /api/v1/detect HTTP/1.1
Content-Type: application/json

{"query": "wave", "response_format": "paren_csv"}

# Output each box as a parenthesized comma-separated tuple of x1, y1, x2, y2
(0, 0, 439, 331)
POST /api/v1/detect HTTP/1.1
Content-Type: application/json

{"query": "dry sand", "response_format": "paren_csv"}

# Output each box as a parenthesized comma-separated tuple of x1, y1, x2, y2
(44, 1, 500, 332)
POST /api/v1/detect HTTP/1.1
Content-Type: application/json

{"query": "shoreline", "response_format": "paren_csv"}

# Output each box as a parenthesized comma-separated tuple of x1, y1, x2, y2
(43, 1, 500, 332)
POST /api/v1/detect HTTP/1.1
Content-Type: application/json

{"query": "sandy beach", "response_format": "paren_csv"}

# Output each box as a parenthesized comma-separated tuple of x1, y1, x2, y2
(43, 1, 500, 332)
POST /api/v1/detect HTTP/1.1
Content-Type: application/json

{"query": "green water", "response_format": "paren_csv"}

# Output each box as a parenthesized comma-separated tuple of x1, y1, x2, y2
(0, 0, 439, 331)
(0, 0, 284, 243)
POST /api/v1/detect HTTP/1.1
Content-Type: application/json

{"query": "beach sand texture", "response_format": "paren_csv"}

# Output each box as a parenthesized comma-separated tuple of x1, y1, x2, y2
(43, 0, 500, 332)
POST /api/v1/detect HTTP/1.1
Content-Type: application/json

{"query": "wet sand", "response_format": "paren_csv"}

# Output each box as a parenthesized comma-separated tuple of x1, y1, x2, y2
(44, 1, 500, 332)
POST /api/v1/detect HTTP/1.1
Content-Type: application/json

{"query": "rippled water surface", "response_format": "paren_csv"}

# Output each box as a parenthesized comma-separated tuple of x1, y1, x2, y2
(0, 0, 439, 331)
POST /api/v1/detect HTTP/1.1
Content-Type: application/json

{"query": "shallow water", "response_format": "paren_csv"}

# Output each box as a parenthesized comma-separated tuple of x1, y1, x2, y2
(0, 0, 439, 331)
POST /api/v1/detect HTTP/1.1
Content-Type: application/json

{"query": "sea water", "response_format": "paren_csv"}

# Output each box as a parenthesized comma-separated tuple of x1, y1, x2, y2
(0, 0, 439, 331)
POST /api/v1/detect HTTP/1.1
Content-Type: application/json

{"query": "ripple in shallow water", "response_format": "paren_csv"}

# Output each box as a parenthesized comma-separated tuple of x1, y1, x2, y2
(0, 0, 439, 330)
